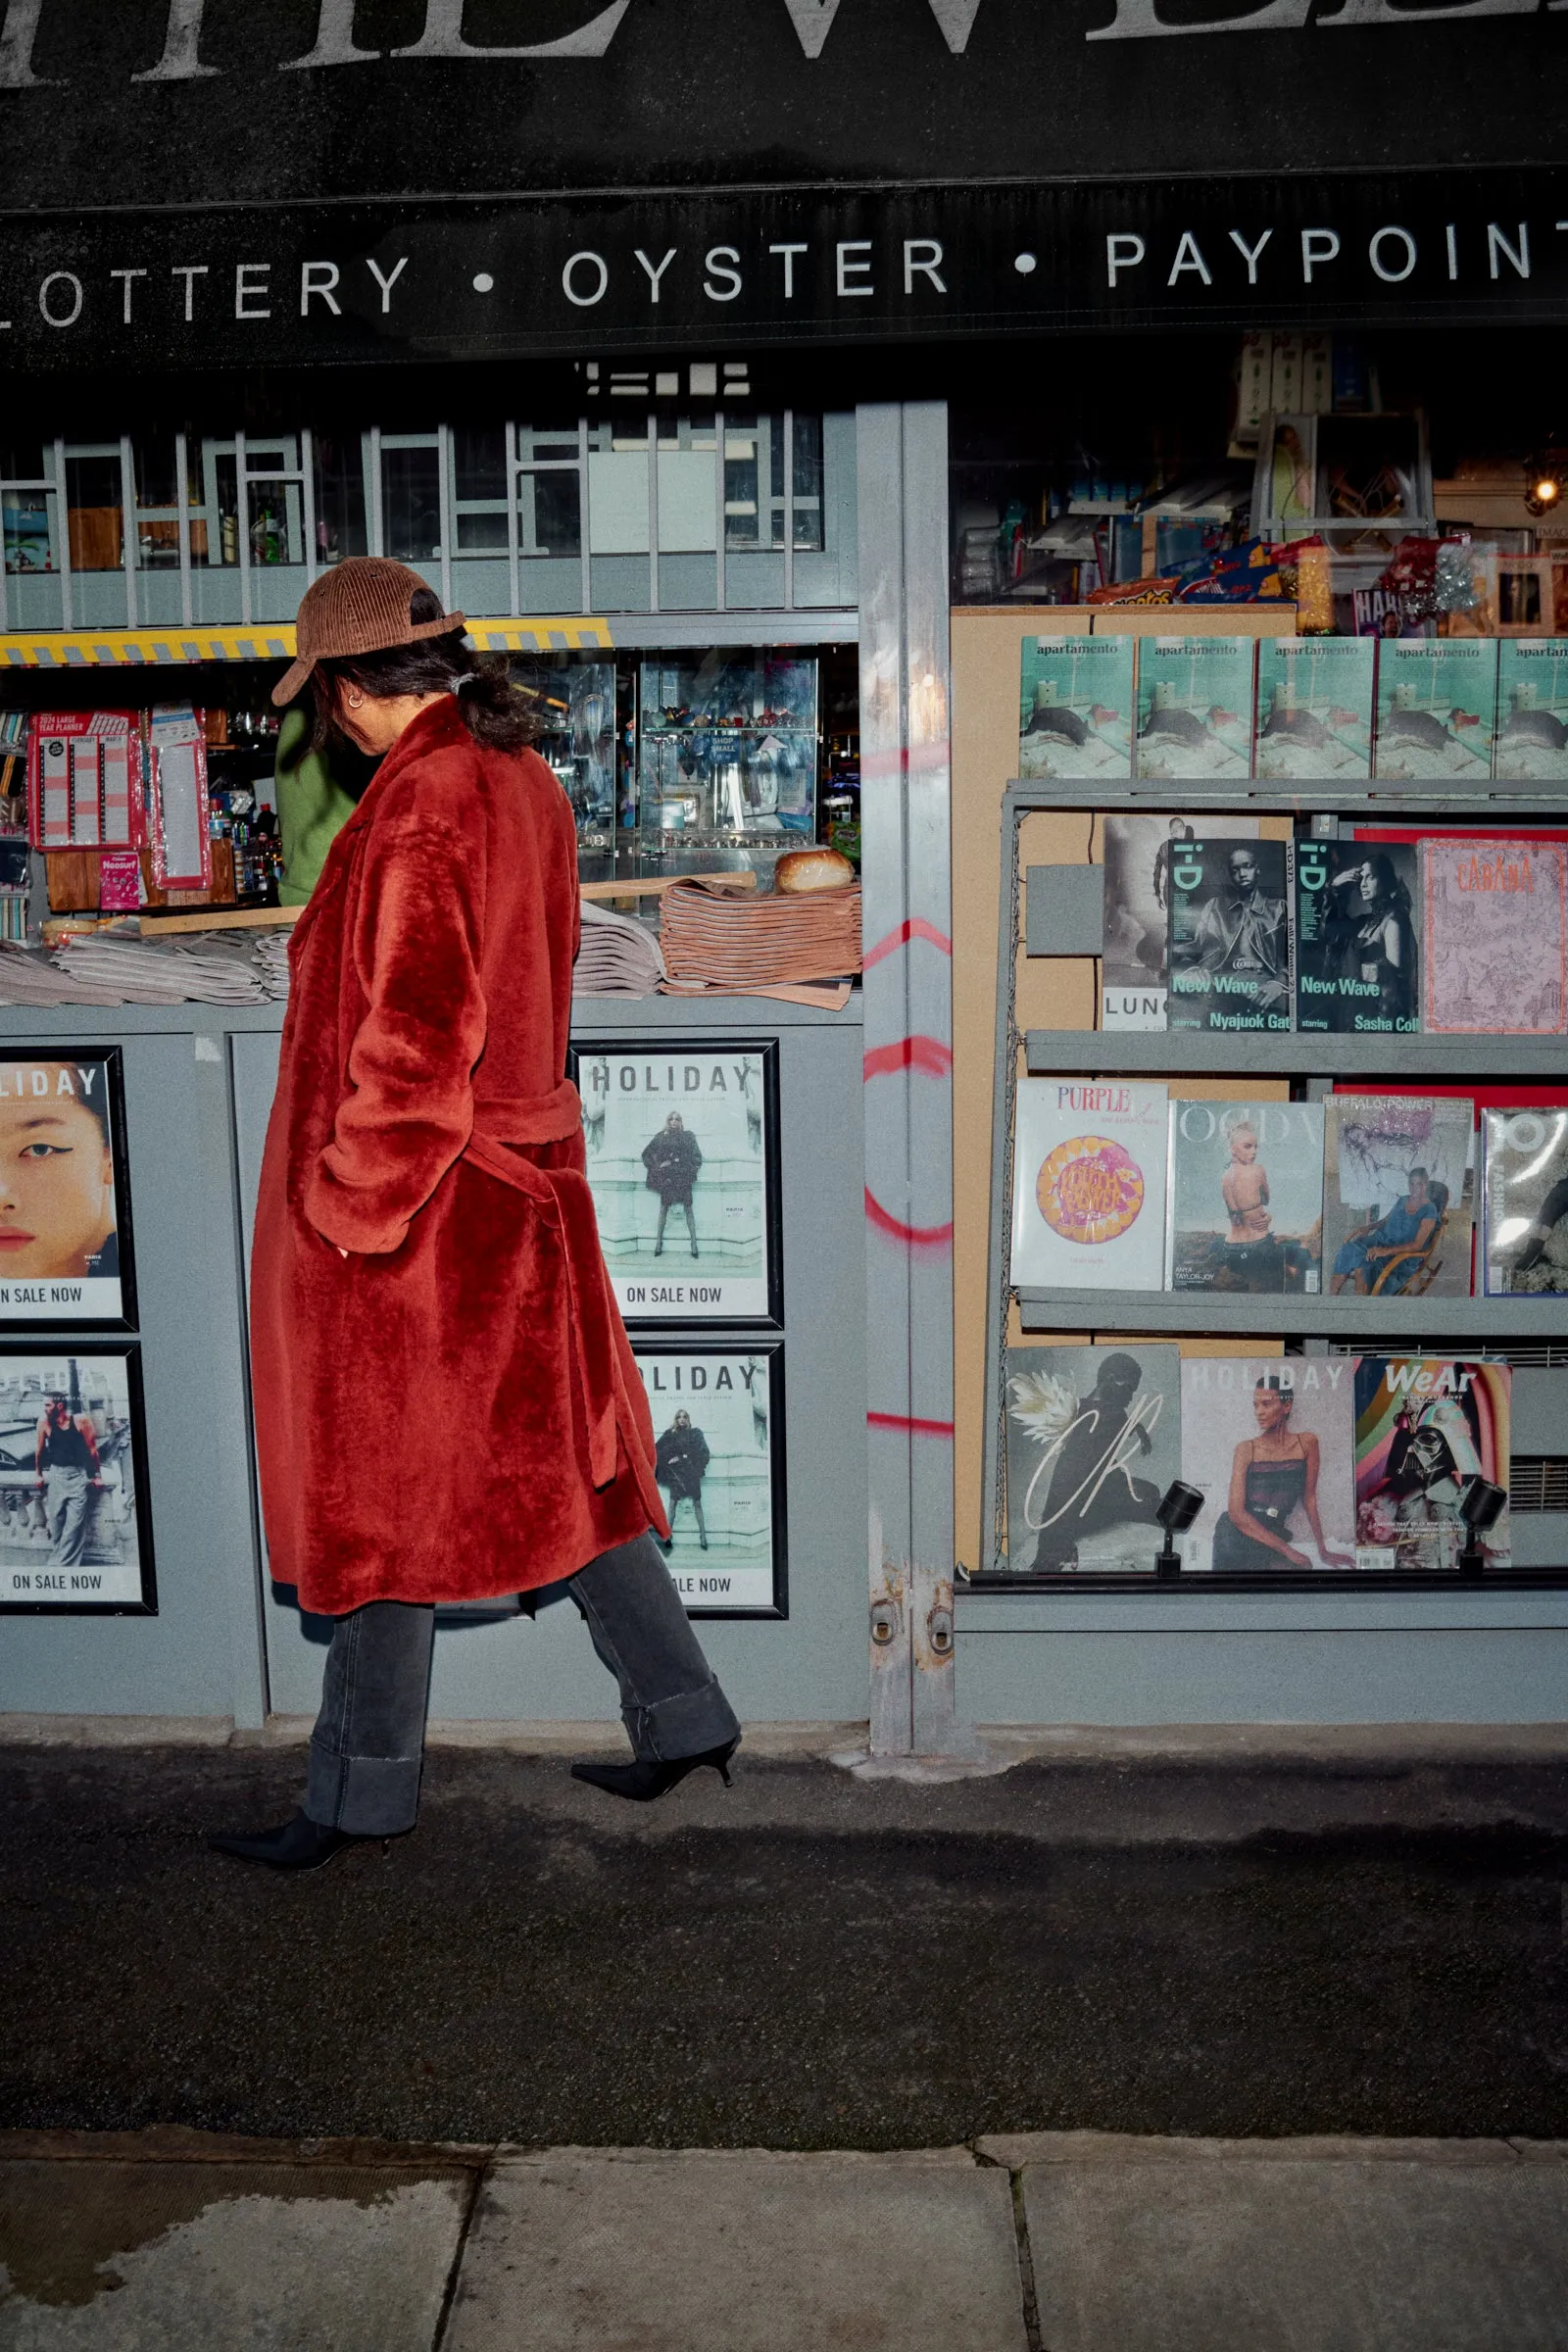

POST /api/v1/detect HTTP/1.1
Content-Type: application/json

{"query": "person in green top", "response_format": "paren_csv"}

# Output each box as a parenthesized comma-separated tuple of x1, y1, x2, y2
(273, 705, 378, 906)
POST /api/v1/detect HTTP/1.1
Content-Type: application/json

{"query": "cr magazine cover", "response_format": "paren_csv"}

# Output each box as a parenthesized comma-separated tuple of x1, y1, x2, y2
(1004, 1342, 1181, 1574)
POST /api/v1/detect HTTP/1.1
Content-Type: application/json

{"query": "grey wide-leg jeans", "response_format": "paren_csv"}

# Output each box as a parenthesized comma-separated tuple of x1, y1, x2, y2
(303, 1531, 741, 1836)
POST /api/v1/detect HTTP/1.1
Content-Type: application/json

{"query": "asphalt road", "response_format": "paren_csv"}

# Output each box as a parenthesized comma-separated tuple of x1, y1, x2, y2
(3, 1746, 1566, 2147)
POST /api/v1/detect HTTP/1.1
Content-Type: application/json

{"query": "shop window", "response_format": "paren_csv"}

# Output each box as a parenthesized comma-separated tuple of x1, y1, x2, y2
(521, 468, 583, 560)
(313, 436, 368, 566)
(454, 428, 508, 553)
(380, 439, 443, 567)
(131, 437, 183, 574)
(65, 449, 123, 572)
(0, 408, 853, 628)
(2, 442, 56, 579)
(791, 415, 826, 553)
(194, 445, 240, 568)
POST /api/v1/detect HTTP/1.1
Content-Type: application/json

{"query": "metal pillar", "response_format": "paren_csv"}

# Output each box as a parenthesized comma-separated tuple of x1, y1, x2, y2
(857, 403, 977, 1761)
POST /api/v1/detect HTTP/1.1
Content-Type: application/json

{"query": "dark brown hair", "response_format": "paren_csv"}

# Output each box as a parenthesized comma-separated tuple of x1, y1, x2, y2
(308, 587, 539, 756)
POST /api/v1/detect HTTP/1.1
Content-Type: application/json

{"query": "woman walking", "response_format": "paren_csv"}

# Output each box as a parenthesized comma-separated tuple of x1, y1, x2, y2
(214, 560, 739, 1872)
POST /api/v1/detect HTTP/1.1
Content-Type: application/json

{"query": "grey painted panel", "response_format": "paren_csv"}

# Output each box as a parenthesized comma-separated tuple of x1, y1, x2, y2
(957, 1590, 1568, 1635)
(1025, 867, 1104, 959)
(241, 1010, 869, 1726)
(1511, 1369, 1568, 1458)
(0, 1031, 263, 1720)
(1508, 1513, 1568, 1570)
(956, 1628, 1568, 1728)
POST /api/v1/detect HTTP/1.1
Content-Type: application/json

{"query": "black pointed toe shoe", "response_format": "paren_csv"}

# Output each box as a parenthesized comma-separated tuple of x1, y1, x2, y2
(570, 1737, 739, 1803)
(209, 1809, 368, 1872)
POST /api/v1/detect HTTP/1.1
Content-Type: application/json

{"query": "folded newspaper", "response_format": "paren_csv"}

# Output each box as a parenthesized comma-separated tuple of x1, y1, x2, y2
(658, 875, 861, 998)
(574, 898, 666, 998)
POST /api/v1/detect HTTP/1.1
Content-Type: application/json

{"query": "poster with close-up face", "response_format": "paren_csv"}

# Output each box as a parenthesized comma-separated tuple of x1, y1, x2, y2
(570, 1041, 780, 1325)
(0, 1346, 155, 1613)
(0, 1051, 134, 1329)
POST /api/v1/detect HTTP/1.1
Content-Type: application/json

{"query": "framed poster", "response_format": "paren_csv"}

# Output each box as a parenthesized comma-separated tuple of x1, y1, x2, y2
(0, 1345, 155, 1613)
(634, 1342, 787, 1617)
(0, 1047, 136, 1329)
(570, 1039, 781, 1326)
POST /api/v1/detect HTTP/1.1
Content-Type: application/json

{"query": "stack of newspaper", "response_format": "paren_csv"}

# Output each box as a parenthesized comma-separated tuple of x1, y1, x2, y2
(0, 943, 130, 1005)
(659, 876, 861, 1003)
(252, 931, 292, 1001)
(574, 899, 666, 998)
(51, 933, 268, 1005)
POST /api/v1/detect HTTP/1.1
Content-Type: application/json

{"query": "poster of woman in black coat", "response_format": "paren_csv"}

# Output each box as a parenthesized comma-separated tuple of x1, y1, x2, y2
(643, 1113, 704, 1259)
(656, 1408, 710, 1549)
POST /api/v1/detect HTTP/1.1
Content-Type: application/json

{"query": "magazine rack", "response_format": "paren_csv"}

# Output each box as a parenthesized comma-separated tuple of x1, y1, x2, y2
(979, 779, 1568, 1592)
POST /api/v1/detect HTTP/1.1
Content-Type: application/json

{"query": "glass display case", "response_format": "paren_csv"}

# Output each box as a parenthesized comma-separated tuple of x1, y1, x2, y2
(636, 653, 818, 852)
(514, 658, 620, 880)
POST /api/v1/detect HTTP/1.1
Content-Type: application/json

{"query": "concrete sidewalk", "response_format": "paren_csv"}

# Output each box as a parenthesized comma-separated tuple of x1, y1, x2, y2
(4, 2132, 1567, 2350)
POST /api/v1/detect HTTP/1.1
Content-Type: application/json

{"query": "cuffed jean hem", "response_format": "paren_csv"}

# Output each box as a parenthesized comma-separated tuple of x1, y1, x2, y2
(624, 1675, 741, 1765)
(304, 1738, 423, 1837)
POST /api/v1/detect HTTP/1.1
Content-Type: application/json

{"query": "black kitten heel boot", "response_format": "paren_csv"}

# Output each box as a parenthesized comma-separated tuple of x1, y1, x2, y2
(209, 1809, 374, 1872)
(570, 1737, 739, 1804)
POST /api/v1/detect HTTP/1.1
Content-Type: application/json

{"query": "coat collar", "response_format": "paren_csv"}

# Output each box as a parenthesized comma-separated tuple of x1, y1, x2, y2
(288, 697, 471, 959)
(335, 696, 471, 845)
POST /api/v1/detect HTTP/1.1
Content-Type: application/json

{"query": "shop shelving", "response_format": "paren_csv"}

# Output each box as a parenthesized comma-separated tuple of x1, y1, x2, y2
(979, 776, 1568, 1592)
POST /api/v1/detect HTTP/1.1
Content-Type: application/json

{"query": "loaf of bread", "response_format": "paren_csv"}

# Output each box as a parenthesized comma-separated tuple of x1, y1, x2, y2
(772, 846, 857, 895)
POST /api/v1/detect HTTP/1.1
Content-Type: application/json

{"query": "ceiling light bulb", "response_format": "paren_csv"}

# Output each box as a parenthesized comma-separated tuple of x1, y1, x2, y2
(1535, 477, 1561, 506)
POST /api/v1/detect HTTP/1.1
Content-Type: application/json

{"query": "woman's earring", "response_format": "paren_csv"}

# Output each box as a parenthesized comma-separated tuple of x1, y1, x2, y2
(347, 693, 365, 710)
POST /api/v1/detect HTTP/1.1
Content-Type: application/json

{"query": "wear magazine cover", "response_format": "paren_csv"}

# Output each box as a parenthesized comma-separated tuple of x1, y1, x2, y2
(1167, 837, 1293, 1033)
(1101, 814, 1258, 1032)
(1010, 1080, 1168, 1294)
(575, 1047, 774, 1322)
(1373, 640, 1497, 781)
(1294, 840, 1419, 1035)
(1325, 1095, 1474, 1299)
(1255, 636, 1375, 780)
(1494, 641, 1568, 783)
(1481, 1106, 1568, 1295)
(0, 1052, 132, 1327)
(1004, 1342, 1181, 1574)
(634, 1348, 781, 1614)
(1017, 635, 1134, 779)
(1178, 1356, 1357, 1575)
(1353, 1358, 1510, 1573)
(0, 1350, 148, 1609)
(1420, 837, 1568, 1036)
(1164, 1099, 1324, 1295)
(1135, 637, 1256, 780)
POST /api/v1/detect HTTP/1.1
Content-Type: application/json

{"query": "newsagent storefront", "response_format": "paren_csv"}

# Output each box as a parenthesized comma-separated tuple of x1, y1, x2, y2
(2, 0, 1568, 1745)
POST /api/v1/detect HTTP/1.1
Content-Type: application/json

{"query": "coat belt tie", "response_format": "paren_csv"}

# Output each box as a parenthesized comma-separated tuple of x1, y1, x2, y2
(462, 1091, 661, 1526)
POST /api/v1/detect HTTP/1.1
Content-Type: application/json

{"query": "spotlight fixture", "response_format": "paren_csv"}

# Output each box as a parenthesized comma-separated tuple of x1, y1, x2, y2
(1524, 452, 1566, 517)
(1457, 1474, 1507, 1580)
(1154, 1480, 1204, 1580)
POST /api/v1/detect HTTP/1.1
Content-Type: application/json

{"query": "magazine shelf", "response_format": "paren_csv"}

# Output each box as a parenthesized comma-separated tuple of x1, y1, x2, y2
(1023, 1035, 1567, 1081)
(981, 780, 1568, 1592)
(1007, 782, 1568, 819)
(1014, 1290, 1568, 1343)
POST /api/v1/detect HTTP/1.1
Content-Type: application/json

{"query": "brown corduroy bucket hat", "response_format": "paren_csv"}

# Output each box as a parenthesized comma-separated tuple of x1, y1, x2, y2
(271, 558, 466, 706)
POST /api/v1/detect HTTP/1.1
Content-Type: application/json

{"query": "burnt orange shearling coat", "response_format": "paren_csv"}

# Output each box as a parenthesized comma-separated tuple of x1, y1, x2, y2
(250, 699, 665, 1615)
